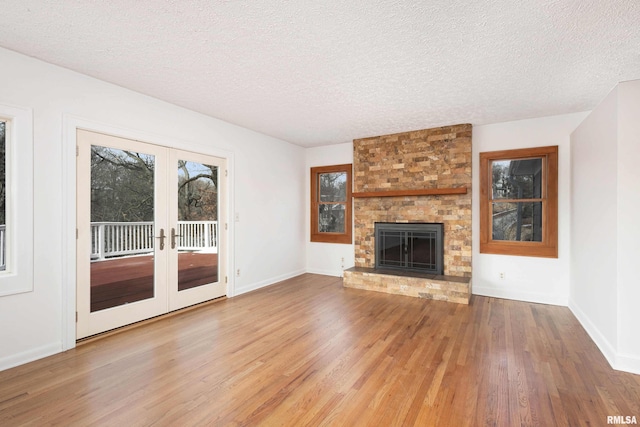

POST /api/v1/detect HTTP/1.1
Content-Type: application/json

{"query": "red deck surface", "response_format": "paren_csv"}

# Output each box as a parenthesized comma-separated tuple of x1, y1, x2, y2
(90, 252, 218, 312)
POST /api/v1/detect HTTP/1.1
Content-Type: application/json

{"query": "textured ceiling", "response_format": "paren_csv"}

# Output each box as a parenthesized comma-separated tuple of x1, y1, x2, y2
(1, 0, 639, 147)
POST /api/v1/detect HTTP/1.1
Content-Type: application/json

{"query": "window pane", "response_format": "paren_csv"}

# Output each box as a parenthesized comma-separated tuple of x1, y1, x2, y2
(177, 160, 218, 291)
(0, 120, 5, 271)
(318, 204, 345, 233)
(492, 202, 543, 241)
(492, 158, 542, 199)
(319, 172, 347, 202)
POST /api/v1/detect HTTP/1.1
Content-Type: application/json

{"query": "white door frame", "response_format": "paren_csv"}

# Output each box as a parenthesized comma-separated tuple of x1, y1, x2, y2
(62, 115, 235, 350)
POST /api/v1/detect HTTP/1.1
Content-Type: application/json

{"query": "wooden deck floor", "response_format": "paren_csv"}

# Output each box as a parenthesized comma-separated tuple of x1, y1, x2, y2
(1, 274, 639, 426)
(90, 252, 218, 311)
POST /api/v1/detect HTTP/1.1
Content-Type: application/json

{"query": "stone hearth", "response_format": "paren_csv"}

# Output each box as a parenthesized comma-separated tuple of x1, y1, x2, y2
(343, 124, 472, 304)
(344, 267, 471, 304)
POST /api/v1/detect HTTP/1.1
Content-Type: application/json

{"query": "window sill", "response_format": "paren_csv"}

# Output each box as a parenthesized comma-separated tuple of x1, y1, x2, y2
(480, 241, 557, 258)
(310, 233, 352, 244)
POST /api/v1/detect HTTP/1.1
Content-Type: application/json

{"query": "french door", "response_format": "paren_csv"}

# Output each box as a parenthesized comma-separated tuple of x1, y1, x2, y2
(76, 129, 227, 339)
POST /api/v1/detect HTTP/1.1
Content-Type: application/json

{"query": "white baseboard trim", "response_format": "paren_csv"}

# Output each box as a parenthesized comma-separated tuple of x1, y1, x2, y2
(615, 353, 640, 375)
(568, 299, 618, 369)
(0, 342, 61, 372)
(472, 286, 568, 306)
(234, 269, 307, 296)
(305, 268, 343, 277)
(569, 299, 640, 375)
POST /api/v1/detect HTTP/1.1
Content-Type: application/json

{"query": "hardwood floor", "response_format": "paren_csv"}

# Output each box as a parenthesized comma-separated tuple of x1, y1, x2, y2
(1, 274, 639, 426)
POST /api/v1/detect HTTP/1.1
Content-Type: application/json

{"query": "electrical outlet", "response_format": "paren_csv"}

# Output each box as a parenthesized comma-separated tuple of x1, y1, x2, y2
(236, 269, 241, 277)
(499, 272, 505, 279)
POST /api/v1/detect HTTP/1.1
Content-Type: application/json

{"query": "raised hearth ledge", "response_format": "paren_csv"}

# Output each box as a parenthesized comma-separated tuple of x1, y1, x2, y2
(352, 187, 467, 198)
(343, 267, 471, 305)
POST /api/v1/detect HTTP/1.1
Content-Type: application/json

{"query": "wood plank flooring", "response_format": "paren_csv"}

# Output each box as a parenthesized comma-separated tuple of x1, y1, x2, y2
(1, 274, 639, 426)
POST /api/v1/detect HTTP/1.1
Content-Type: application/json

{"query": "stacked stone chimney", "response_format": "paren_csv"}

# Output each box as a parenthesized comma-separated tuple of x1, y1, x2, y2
(343, 124, 472, 304)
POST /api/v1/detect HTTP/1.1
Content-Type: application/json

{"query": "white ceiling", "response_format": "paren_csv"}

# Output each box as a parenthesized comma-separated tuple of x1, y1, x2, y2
(1, 1, 639, 147)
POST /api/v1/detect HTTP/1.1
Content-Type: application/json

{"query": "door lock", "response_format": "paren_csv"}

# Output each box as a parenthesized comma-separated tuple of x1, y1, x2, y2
(155, 228, 166, 250)
(171, 227, 182, 249)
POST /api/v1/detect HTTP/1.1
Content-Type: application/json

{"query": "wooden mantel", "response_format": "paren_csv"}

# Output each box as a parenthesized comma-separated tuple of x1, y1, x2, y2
(352, 187, 467, 198)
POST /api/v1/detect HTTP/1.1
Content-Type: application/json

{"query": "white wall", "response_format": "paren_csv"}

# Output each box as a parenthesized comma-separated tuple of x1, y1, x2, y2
(0, 47, 305, 370)
(472, 112, 588, 305)
(569, 88, 619, 359)
(569, 80, 640, 374)
(305, 143, 355, 276)
(570, 79, 640, 375)
(230, 133, 306, 295)
(616, 80, 640, 370)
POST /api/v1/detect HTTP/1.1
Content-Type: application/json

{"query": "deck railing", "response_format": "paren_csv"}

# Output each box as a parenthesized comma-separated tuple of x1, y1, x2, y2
(91, 221, 217, 261)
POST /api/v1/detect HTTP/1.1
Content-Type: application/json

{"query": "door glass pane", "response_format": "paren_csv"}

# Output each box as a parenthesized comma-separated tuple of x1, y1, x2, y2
(177, 160, 218, 291)
(492, 202, 543, 241)
(0, 120, 6, 272)
(90, 145, 155, 312)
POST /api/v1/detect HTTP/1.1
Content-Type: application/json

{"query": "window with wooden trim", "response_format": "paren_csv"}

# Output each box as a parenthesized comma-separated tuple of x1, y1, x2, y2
(480, 146, 558, 258)
(310, 164, 352, 244)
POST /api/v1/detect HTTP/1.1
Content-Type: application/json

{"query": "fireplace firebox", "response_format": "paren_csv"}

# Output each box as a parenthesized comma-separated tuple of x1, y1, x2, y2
(375, 223, 444, 275)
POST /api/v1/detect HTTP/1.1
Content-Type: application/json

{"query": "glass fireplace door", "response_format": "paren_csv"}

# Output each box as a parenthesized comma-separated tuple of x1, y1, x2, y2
(375, 223, 444, 275)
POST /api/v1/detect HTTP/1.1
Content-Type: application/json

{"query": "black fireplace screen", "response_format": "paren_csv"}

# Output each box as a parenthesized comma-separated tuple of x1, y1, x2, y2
(375, 223, 444, 275)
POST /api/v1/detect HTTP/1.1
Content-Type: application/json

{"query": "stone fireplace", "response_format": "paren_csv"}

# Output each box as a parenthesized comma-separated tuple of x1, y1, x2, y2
(343, 124, 472, 304)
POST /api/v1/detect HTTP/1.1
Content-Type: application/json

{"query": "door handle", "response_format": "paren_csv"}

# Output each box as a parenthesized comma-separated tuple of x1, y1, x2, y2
(155, 228, 166, 250)
(171, 227, 182, 249)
